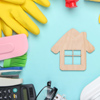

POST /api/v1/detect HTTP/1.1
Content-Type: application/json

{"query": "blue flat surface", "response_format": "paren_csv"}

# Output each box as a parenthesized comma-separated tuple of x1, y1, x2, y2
(19, 0, 100, 100)
(0, 67, 23, 70)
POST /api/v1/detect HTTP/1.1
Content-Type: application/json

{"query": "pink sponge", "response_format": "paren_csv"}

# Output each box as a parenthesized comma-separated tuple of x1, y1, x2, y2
(0, 34, 28, 60)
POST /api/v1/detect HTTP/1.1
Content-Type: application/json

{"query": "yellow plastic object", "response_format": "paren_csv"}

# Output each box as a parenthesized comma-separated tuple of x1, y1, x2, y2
(21, 0, 50, 24)
(99, 15, 100, 23)
(0, 0, 24, 37)
(33, 0, 50, 7)
(0, 0, 50, 36)
(0, 1, 40, 36)
(0, 19, 12, 37)
(0, 0, 26, 37)
(0, 19, 1, 37)
(86, 0, 100, 2)
(1, 20, 12, 37)
(1, 0, 25, 4)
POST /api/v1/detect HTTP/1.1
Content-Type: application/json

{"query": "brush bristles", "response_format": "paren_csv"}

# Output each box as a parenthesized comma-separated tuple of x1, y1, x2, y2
(4, 53, 27, 68)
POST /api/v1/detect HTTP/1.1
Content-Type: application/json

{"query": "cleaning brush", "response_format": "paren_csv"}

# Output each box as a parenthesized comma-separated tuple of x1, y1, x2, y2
(3, 53, 27, 68)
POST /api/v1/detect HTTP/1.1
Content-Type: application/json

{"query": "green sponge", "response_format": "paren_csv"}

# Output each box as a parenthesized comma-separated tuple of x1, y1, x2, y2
(3, 53, 27, 68)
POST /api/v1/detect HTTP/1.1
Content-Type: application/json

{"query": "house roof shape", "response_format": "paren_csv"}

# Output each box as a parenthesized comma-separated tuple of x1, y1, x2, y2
(51, 29, 95, 53)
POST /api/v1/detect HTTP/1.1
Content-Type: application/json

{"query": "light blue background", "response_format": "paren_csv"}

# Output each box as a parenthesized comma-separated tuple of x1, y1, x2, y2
(19, 0, 100, 100)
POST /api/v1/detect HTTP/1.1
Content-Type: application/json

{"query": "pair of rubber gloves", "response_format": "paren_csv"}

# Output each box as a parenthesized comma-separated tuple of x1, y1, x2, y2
(0, 0, 50, 37)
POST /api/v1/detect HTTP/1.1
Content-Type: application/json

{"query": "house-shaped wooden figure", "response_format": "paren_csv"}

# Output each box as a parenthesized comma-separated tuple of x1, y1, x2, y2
(51, 29, 95, 70)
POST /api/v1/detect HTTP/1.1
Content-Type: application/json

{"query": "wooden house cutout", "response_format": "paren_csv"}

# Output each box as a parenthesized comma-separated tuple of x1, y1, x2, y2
(51, 29, 95, 70)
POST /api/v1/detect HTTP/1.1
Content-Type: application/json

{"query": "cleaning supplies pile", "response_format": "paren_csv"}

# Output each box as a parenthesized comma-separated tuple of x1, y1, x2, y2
(0, 0, 50, 77)
(0, 0, 50, 37)
(0, 34, 28, 77)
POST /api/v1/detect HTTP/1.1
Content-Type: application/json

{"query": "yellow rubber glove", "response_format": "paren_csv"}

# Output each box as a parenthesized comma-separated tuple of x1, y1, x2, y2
(33, 0, 50, 7)
(0, 19, 12, 37)
(0, 0, 50, 37)
(0, 0, 25, 37)
(0, 19, 1, 37)
(0, 1, 40, 36)
(1, 0, 25, 4)
(21, 0, 50, 24)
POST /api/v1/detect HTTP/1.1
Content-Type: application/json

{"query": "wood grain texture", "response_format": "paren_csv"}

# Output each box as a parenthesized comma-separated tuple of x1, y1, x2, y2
(51, 29, 95, 71)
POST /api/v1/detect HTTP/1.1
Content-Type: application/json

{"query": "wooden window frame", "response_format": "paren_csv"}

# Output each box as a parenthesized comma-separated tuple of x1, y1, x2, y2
(65, 50, 81, 65)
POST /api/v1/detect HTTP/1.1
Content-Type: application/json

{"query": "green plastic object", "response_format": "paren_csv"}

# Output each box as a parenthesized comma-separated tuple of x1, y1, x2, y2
(3, 53, 27, 68)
